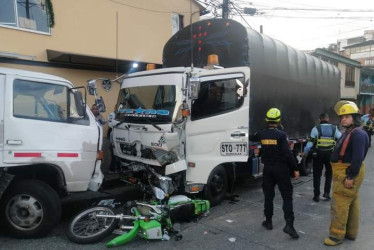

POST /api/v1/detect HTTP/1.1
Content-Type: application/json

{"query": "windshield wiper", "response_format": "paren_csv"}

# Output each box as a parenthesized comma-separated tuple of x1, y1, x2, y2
(144, 117, 163, 131)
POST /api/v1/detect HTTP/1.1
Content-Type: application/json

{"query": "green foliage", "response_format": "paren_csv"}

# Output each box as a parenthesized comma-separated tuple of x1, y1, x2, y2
(45, 0, 55, 28)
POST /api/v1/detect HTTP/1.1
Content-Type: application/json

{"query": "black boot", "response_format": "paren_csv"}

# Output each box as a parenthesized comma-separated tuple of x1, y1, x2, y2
(262, 218, 273, 230)
(283, 218, 299, 239)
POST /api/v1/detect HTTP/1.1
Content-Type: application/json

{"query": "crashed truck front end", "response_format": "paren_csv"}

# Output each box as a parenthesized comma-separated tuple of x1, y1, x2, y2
(112, 69, 189, 180)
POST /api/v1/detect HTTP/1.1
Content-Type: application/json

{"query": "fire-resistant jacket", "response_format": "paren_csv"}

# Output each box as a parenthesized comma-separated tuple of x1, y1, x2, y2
(330, 127, 369, 179)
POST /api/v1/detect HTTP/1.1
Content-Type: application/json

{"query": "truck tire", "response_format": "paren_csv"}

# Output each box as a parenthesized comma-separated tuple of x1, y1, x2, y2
(204, 165, 227, 206)
(300, 156, 313, 176)
(0, 179, 61, 238)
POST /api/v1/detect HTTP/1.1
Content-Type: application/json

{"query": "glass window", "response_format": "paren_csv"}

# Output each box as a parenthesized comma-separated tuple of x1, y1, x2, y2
(171, 13, 184, 35)
(191, 77, 245, 120)
(13, 79, 68, 121)
(0, 0, 16, 26)
(345, 66, 355, 88)
(0, 0, 50, 33)
(117, 85, 176, 123)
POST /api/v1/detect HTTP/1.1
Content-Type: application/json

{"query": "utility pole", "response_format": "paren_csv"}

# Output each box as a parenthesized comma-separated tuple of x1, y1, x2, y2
(222, 0, 229, 19)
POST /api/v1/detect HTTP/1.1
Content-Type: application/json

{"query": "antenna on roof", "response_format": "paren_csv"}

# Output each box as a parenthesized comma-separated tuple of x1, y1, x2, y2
(190, 0, 194, 70)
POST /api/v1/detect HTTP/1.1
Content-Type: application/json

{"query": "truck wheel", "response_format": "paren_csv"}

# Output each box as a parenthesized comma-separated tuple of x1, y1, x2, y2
(204, 165, 227, 206)
(300, 157, 313, 176)
(0, 179, 61, 238)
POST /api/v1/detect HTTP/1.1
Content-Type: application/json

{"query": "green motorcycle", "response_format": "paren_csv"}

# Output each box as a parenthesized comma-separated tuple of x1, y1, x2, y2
(66, 166, 209, 247)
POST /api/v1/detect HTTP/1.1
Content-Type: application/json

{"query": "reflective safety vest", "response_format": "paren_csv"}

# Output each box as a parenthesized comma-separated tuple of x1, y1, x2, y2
(315, 124, 337, 151)
(363, 120, 373, 132)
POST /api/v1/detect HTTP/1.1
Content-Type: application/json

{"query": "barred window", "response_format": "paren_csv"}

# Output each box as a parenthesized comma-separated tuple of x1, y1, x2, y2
(345, 66, 355, 88)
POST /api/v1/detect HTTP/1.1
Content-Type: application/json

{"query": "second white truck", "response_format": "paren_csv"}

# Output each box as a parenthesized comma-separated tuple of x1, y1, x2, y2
(0, 67, 104, 238)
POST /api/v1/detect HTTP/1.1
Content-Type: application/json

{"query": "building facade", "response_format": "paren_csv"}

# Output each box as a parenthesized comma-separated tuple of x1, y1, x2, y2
(313, 48, 361, 101)
(337, 30, 374, 113)
(0, 0, 203, 128)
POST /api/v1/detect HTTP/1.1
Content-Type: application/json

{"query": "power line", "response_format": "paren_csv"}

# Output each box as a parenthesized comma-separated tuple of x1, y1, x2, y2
(109, 0, 200, 14)
(258, 7, 374, 12)
(230, 1, 252, 28)
(250, 15, 374, 20)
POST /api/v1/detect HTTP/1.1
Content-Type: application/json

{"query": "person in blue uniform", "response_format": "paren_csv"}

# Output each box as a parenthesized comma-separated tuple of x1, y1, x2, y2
(250, 108, 300, 239)
(303, 113, 341, 202)
(324, 101, 369, 246)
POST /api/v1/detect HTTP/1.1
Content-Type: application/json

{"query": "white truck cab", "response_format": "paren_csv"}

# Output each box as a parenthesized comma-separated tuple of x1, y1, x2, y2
(0, 67, 103, 238)
(109, 66, 251, 206)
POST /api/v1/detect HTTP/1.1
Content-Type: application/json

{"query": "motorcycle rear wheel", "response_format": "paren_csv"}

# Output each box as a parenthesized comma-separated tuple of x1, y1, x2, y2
(66, 206, 118, 244)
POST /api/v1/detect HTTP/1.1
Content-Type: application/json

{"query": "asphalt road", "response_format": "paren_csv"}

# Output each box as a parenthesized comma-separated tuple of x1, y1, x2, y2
(1, 148, 374, 250)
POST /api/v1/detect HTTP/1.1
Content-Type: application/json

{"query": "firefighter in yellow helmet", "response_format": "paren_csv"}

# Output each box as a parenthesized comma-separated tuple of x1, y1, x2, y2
(250, 108, 300, 239)
(324, 101, 369, 246)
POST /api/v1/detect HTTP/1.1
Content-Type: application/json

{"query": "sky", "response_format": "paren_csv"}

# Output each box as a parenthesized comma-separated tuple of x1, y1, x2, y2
(200, 0, 374, 51)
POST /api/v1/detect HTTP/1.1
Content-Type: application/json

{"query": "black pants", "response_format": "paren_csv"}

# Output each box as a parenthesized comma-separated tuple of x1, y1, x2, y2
(262, 163, 294, 220)
(313, 150, 332, 197)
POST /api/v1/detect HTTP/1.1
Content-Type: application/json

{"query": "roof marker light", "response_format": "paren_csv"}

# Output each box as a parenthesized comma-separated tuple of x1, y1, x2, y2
(207, 54, 219, 66)
(146, 64, 156, 70)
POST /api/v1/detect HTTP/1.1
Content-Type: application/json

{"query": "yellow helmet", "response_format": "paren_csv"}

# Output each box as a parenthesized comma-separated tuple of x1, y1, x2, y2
(266, 108, 281, 122)
(334, 100, 359, 116)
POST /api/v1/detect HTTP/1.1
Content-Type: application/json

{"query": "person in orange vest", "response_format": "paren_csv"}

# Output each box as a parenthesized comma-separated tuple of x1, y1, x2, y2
(324, 101, 369, 246)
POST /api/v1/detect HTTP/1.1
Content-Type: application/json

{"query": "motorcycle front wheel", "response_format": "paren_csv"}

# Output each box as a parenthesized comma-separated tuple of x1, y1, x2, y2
(66, 206, 118, 244)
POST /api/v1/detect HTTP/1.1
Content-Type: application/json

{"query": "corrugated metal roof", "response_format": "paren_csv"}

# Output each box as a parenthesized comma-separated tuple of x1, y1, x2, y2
(313, 49, 360, 67)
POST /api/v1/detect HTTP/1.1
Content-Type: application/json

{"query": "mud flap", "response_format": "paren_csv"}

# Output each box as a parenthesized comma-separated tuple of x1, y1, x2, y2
(0, 172, 14, 200)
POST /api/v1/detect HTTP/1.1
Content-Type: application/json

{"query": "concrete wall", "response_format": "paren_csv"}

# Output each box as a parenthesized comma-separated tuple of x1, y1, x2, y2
(338, 63, 360, 99)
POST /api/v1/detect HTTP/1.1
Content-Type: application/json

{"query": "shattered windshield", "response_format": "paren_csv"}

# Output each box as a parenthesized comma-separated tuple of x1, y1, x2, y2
(117, 85, 176, 123)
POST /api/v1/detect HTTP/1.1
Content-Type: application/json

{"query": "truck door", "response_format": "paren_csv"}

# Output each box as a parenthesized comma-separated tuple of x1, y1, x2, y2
(0, 74, 5, 164)
(2, 76, 99, 191)
(185, 67, 250, 184)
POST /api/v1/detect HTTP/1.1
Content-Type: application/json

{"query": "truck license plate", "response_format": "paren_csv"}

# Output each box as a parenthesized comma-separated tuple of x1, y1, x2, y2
(220, 142, 248, 156)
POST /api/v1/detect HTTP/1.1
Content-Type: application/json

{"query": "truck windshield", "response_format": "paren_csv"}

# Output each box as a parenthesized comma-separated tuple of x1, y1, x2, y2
(117, 85, 176, 123)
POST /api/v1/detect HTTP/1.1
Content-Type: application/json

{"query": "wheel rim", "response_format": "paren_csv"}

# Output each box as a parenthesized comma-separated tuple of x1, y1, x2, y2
(70, 207, 116, 238)
(6, 194, 44, 231)
(210, 173, 224, 195)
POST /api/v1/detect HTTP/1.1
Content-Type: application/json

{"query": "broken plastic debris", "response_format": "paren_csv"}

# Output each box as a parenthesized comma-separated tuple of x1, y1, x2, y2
(204, 231, 208, 235)
(225, 219, 233, 223)
(298, 231, 306, 234)
(162, 233, 170, 241)
(228, 237, 236, 242)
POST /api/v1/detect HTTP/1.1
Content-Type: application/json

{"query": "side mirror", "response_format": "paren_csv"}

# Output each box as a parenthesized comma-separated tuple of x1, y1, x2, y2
(69, 86, 87, 118)
(189, 76, 200, 100)
(73, 91, 86, 117)
(87, 79, 97, 96)
(236, 79, 244, 98)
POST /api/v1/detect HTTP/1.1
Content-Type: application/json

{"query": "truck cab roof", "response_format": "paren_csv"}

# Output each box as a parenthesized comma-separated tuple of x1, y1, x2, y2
(0, 67, 73, 87)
